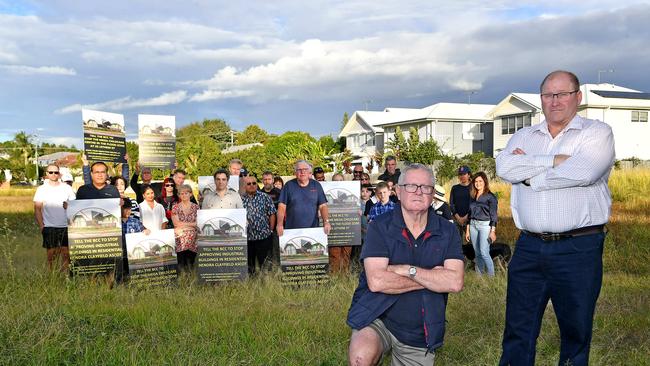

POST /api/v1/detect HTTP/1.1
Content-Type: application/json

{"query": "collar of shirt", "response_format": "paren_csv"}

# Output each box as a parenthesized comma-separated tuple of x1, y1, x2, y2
(534, 114, 585, 137)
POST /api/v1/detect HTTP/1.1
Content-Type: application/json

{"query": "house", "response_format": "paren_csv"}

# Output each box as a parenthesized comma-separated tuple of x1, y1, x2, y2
(37, 151, 79, 167)
(70, 208, 118, 228)
(201, 218, 245, 237)
(487, 93, 542, 156)
(339, 102, 496, 169)
(489, 84, 650, 159)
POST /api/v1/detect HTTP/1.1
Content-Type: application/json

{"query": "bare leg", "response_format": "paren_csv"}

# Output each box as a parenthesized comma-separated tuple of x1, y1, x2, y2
(349, 327, 383, 366)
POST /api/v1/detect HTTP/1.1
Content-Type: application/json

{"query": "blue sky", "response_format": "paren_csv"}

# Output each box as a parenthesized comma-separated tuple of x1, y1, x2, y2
(1, 1, 649, 147)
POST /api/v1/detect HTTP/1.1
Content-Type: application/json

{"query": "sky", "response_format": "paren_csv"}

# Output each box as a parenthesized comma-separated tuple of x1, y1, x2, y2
(1, 0, 649, 148)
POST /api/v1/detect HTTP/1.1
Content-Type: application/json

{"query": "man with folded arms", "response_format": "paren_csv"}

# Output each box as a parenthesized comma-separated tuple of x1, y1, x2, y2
(347, 164, 464, 365)
(496, 70, 615, 366)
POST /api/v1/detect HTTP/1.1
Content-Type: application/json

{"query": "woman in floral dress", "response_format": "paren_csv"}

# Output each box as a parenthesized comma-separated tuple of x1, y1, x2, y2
(171, 184, 199, 272)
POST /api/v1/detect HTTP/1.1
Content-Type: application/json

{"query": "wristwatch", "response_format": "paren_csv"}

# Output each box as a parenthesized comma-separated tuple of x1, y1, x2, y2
(409, 266, 417, 279)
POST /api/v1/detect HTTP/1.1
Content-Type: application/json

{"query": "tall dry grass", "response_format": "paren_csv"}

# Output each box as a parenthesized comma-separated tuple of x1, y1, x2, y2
(0, 170, 649, 365)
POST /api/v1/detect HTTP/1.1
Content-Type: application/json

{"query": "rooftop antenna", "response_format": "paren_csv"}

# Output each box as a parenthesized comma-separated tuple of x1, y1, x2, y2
(363, 100, 373, 111)
(597, 69, 614, 84)
(465, 91, 477, 104)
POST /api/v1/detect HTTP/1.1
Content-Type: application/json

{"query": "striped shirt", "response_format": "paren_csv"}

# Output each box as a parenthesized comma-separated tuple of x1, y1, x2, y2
(496, 115, 615, 233)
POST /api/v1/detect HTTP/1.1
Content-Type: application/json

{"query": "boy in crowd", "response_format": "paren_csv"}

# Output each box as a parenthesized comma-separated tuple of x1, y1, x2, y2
(368, 182, 396, 222)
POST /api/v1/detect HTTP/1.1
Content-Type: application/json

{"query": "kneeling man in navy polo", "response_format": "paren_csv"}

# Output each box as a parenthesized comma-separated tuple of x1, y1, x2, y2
(347, 163, 465, 366)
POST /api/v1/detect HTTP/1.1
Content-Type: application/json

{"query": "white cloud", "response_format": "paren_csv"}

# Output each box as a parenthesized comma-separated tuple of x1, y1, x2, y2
(55, 90, 188, 114)
(0, 64, 76, 75)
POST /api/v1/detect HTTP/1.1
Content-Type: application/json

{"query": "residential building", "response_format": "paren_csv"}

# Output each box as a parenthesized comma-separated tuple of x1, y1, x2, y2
(339, 102, 496, 170)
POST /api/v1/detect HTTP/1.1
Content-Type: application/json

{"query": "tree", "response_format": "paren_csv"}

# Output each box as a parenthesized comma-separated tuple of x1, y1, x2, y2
(386, 126, 407, 161)
(235, 125, 269, 145)
(341, 112, 349, 130)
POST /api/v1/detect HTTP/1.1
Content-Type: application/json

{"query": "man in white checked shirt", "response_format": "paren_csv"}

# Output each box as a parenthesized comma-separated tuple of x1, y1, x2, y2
(496, 70, 615, 366)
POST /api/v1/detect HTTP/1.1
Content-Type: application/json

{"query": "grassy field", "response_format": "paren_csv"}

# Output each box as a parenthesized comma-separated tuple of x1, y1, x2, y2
(1, 170, 649, 365)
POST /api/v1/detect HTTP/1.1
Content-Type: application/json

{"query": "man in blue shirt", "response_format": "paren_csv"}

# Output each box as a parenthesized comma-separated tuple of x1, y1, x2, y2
(276, 160, 331, 236)
(347, 164, 465, 365)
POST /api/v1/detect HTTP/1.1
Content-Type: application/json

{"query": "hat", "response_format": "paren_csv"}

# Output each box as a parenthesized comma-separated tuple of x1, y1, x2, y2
(458, 166, 471, 175)
(314, 166, 324, 174)
(240, 168, 248, 177)
(434, 184, 446, 202)
(61, 172, 73, 182)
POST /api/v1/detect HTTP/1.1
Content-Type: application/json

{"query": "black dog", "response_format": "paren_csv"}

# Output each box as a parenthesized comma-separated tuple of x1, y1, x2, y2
(463, 242, 512, 264)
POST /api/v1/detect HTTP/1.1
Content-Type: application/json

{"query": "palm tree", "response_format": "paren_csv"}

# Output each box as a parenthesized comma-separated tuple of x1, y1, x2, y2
(10, 132, 34, 181)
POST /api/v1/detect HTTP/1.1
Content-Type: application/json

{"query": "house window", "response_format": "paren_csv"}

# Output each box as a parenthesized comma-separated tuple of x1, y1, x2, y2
(501, 114, 531, 135)
(631, 111, 648, 123)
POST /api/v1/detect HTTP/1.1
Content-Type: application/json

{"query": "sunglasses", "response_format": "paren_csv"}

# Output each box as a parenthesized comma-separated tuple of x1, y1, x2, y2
(246, 182, 258, 186)
(47, 171, 60, 175)
(165, 184, 175, 187)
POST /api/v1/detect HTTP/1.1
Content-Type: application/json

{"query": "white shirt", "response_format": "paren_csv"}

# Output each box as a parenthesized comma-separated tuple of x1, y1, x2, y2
(139, 200, 168, 231)
(33, 181, 76, 227)
(496, 115, 615, 233)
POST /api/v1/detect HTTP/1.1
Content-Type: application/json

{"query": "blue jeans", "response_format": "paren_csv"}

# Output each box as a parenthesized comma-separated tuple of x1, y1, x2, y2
(499, 231, 605, 366)
(469, 220, 494, 276)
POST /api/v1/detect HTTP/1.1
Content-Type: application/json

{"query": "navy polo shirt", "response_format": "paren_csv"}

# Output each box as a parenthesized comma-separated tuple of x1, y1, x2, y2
(349, 204, 464, 349)
(76, 183, 120, 200)
(279, 179, 327, 229)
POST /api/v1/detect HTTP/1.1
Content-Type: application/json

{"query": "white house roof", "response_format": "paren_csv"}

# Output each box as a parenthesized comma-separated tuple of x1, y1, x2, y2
(339, 102, 496, 137)
(580, 83, 650, 108)
(418, 102, 495, 122)
(511, 93, 541, 109)
(487, 92, 541, 118)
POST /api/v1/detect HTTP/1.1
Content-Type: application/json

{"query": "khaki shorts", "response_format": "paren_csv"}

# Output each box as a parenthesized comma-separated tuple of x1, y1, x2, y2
(367, 318, 435, 366)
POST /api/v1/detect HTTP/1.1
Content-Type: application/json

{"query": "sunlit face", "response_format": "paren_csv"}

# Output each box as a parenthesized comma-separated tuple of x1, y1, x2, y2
(115, 179, 126, 194)
(214, 173, 228, 191)
(332, 174, 344, 181)
(353, 167, 363, 179)
(229, 163, 242, 176)
(473, 176, 485, 192)
(376, 187, 390, 204)
(361, 188, 371, 201)
(274, 181, 283, 190)
(142, 169, 152, 181)
(122, 207, 131, 219)
(397, 169, 434, 213)
(45, 165, 60, 182)
(361, 174, 370, 184)
(386, 160, 397, 174)
(244, 177, 258, 194)
(173, 173, 185, 186)
(295, 163, 311, 184)
(91, 165, 107, 186)
(541, 73, 582, 129)
(144, 188, 155, 202)
(262, 174, 273, 189)
(179, 189, 192, 202)
(164, 181, 175, 193)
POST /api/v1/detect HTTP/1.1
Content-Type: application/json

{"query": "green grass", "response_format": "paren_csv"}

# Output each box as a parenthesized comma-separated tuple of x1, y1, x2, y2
(1, 169, 649, 365)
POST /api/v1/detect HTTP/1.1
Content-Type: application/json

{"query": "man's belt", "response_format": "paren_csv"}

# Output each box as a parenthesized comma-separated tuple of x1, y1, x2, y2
(522, 225, 606, 242)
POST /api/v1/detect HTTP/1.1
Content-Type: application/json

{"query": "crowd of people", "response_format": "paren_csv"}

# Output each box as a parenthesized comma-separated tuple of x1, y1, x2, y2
(34, 151, 499, 277)
(30, 69, 614, 365)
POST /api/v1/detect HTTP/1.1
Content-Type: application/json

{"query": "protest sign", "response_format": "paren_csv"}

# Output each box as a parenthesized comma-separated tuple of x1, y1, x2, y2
(126, 229, 178, 287)
(320, 181, 361, 246)
(196, 208, 248, 283)
(138, 114, 176, 169)
(67, 198, 123, 276)
(280, 228, 329, 286)
(82, 109, 126, 163)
